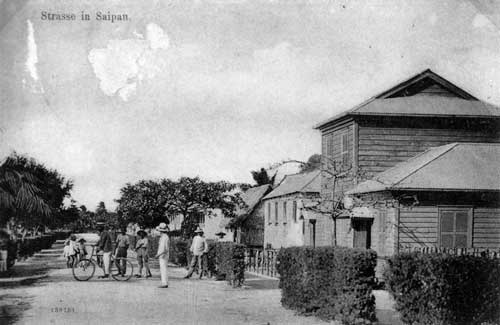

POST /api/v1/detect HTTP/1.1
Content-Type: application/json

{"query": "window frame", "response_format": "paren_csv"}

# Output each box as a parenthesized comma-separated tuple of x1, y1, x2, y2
(283, 201, 287, 224)
(340, 131, 349, 167)
(267, 202, 271, 225)
(293, 200, 297, 223)
(438, 207, 473, 248)
(274, 201, 278, 225)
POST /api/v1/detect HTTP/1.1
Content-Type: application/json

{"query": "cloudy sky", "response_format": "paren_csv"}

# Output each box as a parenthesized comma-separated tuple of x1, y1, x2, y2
(1, 0, 500, 210)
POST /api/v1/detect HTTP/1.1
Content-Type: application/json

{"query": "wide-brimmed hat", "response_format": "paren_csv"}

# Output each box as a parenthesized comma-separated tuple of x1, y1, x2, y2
(156, 222, 169, 233)
(194, 226, 204, 234)
(136, 229, 147, 237)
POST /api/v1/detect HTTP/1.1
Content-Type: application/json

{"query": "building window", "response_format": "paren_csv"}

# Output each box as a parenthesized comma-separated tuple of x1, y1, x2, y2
(439, 208, 472, 248)
(274, 202, 278, 224)
(267, 202, 271, 224)
(326, 135, 334, 157)
(340, 132, 349, 167)
(293, 201, 297, 223)
(283, 201, 287, 224)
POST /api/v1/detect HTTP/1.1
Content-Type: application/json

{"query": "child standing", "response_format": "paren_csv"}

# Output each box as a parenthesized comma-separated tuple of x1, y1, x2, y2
(77, 238, 87, 262)
(68, 235, 78, 267)
(135, 230, 152, 278)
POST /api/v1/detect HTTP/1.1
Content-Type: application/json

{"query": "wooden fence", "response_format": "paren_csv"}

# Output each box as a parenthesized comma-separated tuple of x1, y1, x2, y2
(244, 248, 279, 278)
(399, 246, 500, 258)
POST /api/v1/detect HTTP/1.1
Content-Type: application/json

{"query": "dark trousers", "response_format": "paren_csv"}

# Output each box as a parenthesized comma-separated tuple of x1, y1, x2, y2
(186, 255, 204, 278)
(115, 247, 128, 275)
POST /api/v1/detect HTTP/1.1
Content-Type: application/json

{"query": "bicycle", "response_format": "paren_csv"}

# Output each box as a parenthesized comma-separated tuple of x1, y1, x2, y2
(72, 245, 134, 281)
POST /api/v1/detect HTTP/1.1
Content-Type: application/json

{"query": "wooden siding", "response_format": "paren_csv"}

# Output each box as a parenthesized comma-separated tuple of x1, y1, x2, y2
(358, 125, 500, 177)
(398, 206, 500, 249)
(473, 208, 500, 248)
(399, 207, 438, 247)
(321, 122, 355, 199)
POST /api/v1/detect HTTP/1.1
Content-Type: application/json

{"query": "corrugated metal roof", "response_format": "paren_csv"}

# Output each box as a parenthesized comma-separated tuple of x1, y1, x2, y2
(263, 170, 321, 200)
(347, 143, 500, 194)
(315, 96, 500, 129)
(314, 69, 500, 129)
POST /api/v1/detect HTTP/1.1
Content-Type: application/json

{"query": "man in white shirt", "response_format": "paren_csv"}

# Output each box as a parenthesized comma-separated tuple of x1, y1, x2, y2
(184, 226, 208, 279)
(154, 222, 170, 288)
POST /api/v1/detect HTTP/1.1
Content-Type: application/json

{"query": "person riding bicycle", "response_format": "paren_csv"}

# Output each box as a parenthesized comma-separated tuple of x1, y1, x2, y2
(96, 222, 112, 279)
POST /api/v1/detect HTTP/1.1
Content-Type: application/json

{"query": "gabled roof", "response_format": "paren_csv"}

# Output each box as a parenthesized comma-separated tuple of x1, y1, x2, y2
(263, 170, 321, 200)
(314, 69, 500, 130)
(239, 184, 272, 214)
(347, 143, 500, 194)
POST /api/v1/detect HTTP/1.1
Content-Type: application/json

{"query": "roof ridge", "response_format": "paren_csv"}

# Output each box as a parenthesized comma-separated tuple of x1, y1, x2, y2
(391, 143, 459, 187)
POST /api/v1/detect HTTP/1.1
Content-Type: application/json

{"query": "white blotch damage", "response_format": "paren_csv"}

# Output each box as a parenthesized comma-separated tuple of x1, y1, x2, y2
(88, 23, 171, 102)
(25, 19, 44, 93)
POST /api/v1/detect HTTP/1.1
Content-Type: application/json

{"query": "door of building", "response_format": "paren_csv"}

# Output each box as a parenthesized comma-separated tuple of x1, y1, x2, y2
(308, 220, 316, 247)
(353, 219, 372, 249)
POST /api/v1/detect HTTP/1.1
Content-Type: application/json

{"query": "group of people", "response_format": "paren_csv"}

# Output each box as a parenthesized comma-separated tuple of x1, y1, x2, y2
(72, 222, 209, 289)
(63, 234, 87, 268)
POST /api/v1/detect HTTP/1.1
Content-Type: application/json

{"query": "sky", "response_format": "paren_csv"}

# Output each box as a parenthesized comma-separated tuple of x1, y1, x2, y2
(1, 0, 500, 211)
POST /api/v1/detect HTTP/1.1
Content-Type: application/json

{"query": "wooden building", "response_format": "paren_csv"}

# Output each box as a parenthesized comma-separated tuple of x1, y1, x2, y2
(231, 184, 272, 248)
(314, 69, 500, 257)
(262, 170, 321, 249)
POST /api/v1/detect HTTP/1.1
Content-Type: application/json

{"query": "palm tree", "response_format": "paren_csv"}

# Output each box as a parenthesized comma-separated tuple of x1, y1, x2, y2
(0, 156, 51, 226)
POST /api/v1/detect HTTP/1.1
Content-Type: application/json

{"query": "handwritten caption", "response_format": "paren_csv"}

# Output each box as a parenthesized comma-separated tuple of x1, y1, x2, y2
(41, 11, 129, 23)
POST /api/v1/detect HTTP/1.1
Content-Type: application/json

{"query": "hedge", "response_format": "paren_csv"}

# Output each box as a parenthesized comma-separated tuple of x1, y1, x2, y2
(277, 246, 377, 324)
(214, 242, 245, 287)
(385, 252, 500, 325)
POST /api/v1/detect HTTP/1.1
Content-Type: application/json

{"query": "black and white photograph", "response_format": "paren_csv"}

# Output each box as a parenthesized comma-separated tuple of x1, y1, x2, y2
(1, 0, 499, 324)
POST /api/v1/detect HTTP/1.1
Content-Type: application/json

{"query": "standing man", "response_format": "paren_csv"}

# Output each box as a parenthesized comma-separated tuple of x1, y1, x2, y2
(184, 227, 208, 279)
(96, 222, 113, 278)
(154, 223, 170, 288)
(114, 227, 130, 276)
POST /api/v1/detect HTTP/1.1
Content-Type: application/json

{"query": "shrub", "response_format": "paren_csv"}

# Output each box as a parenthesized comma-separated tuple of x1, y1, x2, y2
(169, 237, 189, 266)
(385, 252, 500, 325)
(277, 246, 377, 324)
(214, 242, 245, 287)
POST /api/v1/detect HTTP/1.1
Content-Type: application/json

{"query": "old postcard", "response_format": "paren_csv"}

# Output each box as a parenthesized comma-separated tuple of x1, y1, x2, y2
(1, 0, 499, 324)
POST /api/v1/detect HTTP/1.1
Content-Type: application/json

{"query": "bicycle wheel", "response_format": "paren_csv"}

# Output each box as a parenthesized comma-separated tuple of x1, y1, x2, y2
(111, 258, 134, 281)
(72, 258, 96, 281)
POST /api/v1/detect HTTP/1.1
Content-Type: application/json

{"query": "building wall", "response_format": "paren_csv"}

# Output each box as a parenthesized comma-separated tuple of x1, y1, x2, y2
(238, 202, 265, 247)
(167, 210, 234, 241)
(321, 120, 355, 202)
(263, 193, 319, 249)
(357, 117, 500, 178)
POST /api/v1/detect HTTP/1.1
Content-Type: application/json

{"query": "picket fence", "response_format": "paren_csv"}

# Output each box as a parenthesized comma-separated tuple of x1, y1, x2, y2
(244, 248, 279, 278)
(399, 246, 500, 258)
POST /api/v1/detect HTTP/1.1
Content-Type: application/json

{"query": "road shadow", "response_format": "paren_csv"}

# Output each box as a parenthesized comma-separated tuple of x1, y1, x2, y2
(0, 294, 33, 325)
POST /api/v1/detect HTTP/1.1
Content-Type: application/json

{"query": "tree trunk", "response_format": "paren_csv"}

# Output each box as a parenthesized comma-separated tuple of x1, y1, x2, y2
(332, 215, 337, 246)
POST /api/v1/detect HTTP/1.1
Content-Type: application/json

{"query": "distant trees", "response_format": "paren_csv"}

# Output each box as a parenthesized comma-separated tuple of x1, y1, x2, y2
(116, 177, 244, 238)
(299, 154, 321, 173)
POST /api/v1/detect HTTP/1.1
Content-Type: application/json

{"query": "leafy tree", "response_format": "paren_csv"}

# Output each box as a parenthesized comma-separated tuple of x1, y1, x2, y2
(116, 179, 176, 229)
(250, 168, 276, 186)
(0, 153, 73, 232)
(299, 154, 322, 173)
(116, 177, 244, 238)
(0, 155, 51, 226)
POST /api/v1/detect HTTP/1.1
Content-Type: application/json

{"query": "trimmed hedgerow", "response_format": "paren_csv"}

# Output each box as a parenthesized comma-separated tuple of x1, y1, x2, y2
(214, 242, 245, 287)
(385, 252, 500, 325)
(169, 237, 189, 266)
(277, 246, 377, 324)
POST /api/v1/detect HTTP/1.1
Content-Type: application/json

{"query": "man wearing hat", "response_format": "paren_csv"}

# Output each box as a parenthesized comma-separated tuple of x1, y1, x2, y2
(96, 222, 112, 278)
(184, 226, 208, 279)
(154, 223, 170, 288)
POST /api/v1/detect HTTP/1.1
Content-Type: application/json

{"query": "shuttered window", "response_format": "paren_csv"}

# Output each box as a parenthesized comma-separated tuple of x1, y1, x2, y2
(439, 208, 472, 248)
(340, 132, 349, 167)
(283, 201, 287, 224)
(293, 201, 297, 223)
(274, 202, 279, 224)
(326, 135, 334, 157)
(267, 202, 271, 224)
